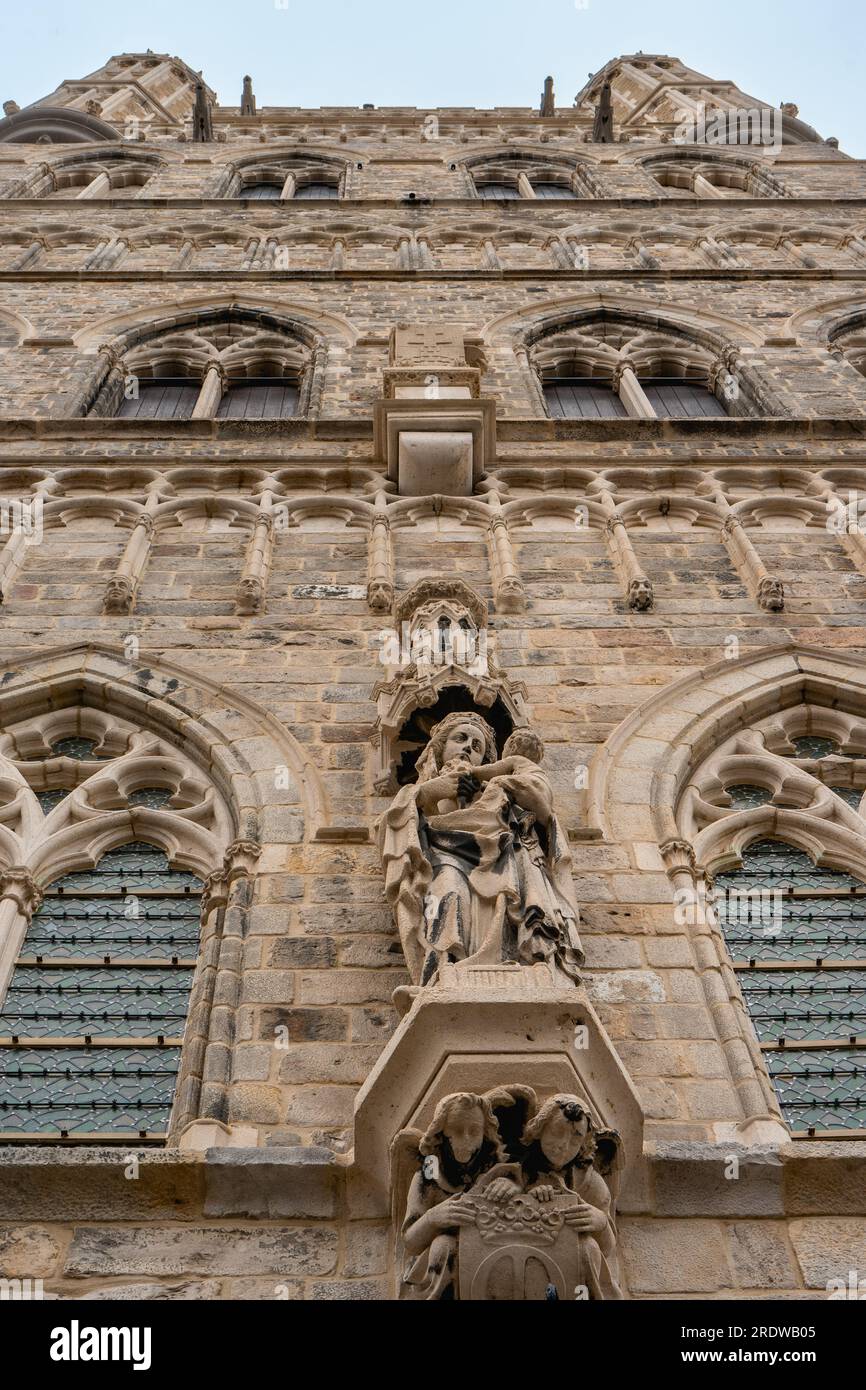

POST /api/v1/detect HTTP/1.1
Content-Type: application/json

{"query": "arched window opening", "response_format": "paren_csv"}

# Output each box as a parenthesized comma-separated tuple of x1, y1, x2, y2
(0, 842, 202, 1141)
(93, 312, 314, 421)
(714, 839, 866, 1134)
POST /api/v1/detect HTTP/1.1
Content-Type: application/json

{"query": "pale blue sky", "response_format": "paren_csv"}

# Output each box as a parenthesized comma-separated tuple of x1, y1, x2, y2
(2, 0, 864, 155)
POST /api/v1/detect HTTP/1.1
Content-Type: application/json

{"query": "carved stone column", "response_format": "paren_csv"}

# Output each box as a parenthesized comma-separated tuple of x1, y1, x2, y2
(613, 360, 656, 419)
(367, 494, 394, 613)
(241, 237, 261, 270)
(278, 170, 296, 200)
(777, 235, 817, 268)
(103, 497, 157, 614)
(174, 839, 262, 1148)
(514, 344, 547, 414)
(76, 170, 111, 199)
(604, 513, 654, 611)
(720, 511, 785, 612)
(191, 360, 226, 419)
(486, 494, 526, 612)
(660, 839, 787, 1141)
(236, 494, 275, 615)
(482, 239, 501, 271)
(692, 172, 726, 199)
(9, 239, 43, 270)
(0, 868, 43, 1005)
(0, 477, 57, 603)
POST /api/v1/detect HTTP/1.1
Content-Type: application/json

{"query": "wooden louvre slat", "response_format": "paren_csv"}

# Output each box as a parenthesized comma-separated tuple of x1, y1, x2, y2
(117, 381, 199, 421)
(216, 381, 300, 420)
(642, 379, 727, 418)
(544, 380, 627, 420)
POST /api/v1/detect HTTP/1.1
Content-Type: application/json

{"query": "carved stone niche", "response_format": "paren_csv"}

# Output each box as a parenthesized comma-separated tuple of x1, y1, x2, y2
(371, 579, 527, 794)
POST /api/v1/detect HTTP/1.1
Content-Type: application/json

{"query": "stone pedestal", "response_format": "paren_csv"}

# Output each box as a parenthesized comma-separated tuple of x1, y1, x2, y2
(350, 974, 646, 1222)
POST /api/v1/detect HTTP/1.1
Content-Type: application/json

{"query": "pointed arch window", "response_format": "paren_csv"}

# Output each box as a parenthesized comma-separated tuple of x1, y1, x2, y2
(0, 842, 202, 1139)
(714, 839, 866, 1134)
(0, 702, 228, 1142)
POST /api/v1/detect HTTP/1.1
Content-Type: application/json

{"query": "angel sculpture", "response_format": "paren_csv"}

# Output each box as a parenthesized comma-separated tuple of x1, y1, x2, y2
(377, 713, 583, 986)
(396, 1087, 536, 1300)
(393, 1087, 624, 1301)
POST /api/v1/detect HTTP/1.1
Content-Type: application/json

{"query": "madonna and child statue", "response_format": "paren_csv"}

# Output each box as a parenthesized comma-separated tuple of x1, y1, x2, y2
(377, 712, 583, 987)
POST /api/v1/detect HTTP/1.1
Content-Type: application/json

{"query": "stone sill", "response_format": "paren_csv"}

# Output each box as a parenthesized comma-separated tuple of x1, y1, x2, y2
(0, 1140, 863, 1221)
(4, 195, 866, 211)
(3, 268, 866, 284)
(2, 417, 864, 446)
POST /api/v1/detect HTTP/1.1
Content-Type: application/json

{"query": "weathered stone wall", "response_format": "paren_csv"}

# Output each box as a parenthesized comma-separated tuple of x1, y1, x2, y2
(0, 54, 865, 1301)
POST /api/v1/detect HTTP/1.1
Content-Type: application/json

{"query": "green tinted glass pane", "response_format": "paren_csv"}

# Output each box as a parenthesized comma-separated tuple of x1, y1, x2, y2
(0, 841, 202, 1134)
(0, 1046, 180, 1134)
(725, 784, 772, 809)
(791, 736, 838, 759)
(0, 966, 195, 1037)
(28, 897, 201, 960)
(37, 790, 68, 814)
(127, 788, 173, 808)
(739, 970, 866, 1042)
(724, 896, 866, 963)
(830, 787, 864, 811)
(49, 738, 110, 760)
(715, 840, 860, 891)
(51, 843, 200, 893)
(765, 1050, 866, 1132)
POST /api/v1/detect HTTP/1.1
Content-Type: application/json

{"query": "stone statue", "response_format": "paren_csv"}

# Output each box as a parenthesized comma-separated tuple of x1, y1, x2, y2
(377, 713, 583, 985)
(394, 1086, 624, 1300)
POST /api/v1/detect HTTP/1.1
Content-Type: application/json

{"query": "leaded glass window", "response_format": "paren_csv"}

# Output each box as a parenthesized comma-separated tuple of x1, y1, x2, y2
(789, 736, 839, 759)
(714, 839, 866, 1133)
(0, 842, 201, 1139)
(725, 784, 773, 810)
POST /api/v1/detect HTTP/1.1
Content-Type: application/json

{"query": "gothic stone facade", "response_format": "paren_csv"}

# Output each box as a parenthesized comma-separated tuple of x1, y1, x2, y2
(0, 52, 864, 1301)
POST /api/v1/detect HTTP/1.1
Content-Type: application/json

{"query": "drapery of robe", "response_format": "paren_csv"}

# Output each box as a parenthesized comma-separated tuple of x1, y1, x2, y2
(377, 757, 583, 984)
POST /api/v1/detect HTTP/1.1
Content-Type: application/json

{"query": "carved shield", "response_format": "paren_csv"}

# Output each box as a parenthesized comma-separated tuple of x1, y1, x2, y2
(458, 1193, 583, 1301)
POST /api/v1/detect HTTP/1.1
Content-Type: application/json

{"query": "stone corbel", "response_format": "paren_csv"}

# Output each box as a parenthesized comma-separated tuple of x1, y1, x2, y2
(373, 396, 496, 497)
(236, 495, 275, 616)
(223, 838, 262, 882)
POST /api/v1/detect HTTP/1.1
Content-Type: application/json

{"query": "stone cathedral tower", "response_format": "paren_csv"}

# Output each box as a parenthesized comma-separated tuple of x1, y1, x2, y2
(0, 51, 864, 1303)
